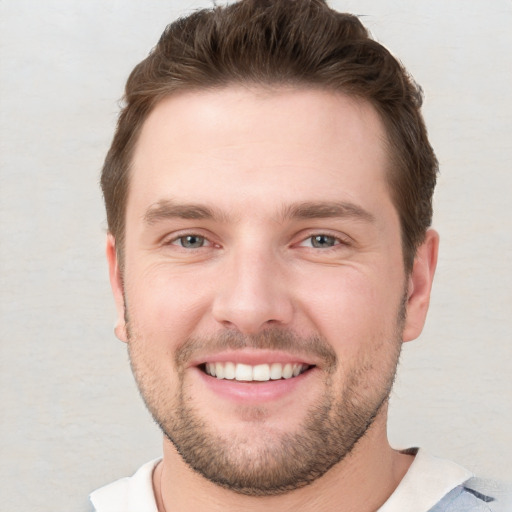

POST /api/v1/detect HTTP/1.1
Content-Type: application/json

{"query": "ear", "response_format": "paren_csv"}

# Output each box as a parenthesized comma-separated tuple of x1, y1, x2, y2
(402, 229, 439, 342)
(106, 233, 128, 342)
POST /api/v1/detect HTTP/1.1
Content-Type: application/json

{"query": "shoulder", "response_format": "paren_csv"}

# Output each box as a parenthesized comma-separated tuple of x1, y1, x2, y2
(89, 459, 161, 512)
(430, 478, 512, 512)
(378, 449, 511, 512)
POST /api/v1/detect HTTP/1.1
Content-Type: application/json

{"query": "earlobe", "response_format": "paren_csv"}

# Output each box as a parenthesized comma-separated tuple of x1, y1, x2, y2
(106, 233, 128, 343)
(402, 229, 439, 342)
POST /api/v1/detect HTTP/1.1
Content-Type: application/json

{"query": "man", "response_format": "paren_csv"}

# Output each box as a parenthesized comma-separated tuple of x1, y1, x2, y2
(91, 1, 507, 510)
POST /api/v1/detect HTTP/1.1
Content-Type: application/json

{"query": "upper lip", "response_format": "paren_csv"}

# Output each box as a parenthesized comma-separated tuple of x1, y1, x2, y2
(188, 349, 320, 368)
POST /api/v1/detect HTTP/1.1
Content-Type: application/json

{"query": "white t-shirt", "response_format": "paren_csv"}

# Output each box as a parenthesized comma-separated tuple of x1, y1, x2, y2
(90, 449, 506, 511)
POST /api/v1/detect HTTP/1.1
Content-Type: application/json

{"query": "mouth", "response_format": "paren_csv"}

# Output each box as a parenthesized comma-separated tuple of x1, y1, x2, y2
(200, 362, 314, 382)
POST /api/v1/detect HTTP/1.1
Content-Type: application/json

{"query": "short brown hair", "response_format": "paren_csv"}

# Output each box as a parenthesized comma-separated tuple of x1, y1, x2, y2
(101, 0, 437, 271)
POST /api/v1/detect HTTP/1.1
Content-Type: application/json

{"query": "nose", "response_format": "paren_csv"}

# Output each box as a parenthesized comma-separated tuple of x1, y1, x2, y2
(211, 247, 294, 334)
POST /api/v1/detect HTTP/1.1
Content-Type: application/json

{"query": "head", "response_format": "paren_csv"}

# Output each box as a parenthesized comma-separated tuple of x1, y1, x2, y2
(102, 0, 439, 497)
(101, 0, 437, 274)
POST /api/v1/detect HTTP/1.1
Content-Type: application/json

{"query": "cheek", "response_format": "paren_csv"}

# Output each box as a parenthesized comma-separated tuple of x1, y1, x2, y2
(124, 264, 214, 341)
(295, 265, 404, 350)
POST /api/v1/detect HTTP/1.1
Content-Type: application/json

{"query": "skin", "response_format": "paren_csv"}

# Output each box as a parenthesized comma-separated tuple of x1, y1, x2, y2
(107, 86, 438, 512)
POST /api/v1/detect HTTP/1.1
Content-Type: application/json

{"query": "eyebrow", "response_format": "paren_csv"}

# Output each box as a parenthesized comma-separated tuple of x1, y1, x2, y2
(143, 200, 224, 225)
(281, 201, 376, 223)
(143, 199, 375, 225)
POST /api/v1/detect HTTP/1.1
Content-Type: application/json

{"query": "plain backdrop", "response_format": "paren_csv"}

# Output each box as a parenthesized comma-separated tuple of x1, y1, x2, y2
(0, 1, 511, 510)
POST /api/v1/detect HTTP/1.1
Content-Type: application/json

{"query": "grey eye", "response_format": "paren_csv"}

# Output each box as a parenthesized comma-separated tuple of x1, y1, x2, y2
(178, 235, 206, 248)
(310, 235, 337, 248)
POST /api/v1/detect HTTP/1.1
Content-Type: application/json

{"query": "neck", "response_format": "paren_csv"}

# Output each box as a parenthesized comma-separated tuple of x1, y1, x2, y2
(153, 410, 414, 512)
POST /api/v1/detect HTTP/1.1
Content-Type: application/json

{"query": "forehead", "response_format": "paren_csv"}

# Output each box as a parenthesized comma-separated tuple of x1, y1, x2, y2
(128, 86, 392, 221)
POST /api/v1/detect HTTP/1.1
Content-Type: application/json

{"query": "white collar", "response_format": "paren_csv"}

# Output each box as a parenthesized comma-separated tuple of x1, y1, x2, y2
(90, 458, 160, 512)
(377, 448, 473, 512)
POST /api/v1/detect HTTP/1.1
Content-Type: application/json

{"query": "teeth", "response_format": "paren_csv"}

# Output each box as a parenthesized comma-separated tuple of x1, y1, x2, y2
(235, 363, 253, 381)
(270, 363, 282, 380)
(204, 362, 309, 381)
(207, 363, 216, 377)
(215, 362, 224, 379)
(282, 363, 293, 379)
(253, 364, 270, 381)
(224, 361, 236, 380)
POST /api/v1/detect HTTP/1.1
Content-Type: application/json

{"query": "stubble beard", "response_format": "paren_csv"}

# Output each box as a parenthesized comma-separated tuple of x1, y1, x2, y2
(127, 304, 405, 496)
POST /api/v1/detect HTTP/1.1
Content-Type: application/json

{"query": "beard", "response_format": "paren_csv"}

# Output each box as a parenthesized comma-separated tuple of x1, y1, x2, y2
(126, 303, 405, 496)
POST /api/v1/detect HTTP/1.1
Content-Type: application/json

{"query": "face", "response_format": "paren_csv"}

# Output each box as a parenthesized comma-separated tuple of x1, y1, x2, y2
(107, 87, 437, 495)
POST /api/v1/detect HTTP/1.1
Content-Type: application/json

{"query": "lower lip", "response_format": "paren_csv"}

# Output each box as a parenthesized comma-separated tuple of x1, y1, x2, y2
(194, 367, 316, 403)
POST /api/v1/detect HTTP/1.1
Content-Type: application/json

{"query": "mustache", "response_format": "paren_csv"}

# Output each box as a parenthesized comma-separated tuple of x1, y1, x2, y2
(174, 328, 338, 371)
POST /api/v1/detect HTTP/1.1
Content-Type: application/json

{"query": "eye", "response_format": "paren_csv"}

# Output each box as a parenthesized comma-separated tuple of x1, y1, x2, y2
(172, 235, 208, 249)
(307, 234, 340, 248)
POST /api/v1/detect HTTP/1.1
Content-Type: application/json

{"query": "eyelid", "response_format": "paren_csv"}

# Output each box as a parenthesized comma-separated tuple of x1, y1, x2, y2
(161, 229, 218, 248)
(295, 230, 353, 248)
(170, 235, 211, 248)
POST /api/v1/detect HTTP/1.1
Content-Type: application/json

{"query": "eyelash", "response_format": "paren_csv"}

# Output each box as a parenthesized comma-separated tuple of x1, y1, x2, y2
(167, 234, 212, 249)
(164, 232, 350, 251)
(298, 233, 349, 249)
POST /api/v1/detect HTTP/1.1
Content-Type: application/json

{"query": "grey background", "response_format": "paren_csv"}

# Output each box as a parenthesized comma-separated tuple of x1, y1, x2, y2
(0, 1, 511, 510)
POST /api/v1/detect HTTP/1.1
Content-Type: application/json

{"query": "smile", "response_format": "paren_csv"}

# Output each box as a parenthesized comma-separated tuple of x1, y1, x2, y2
(203, 362, 312, 382)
